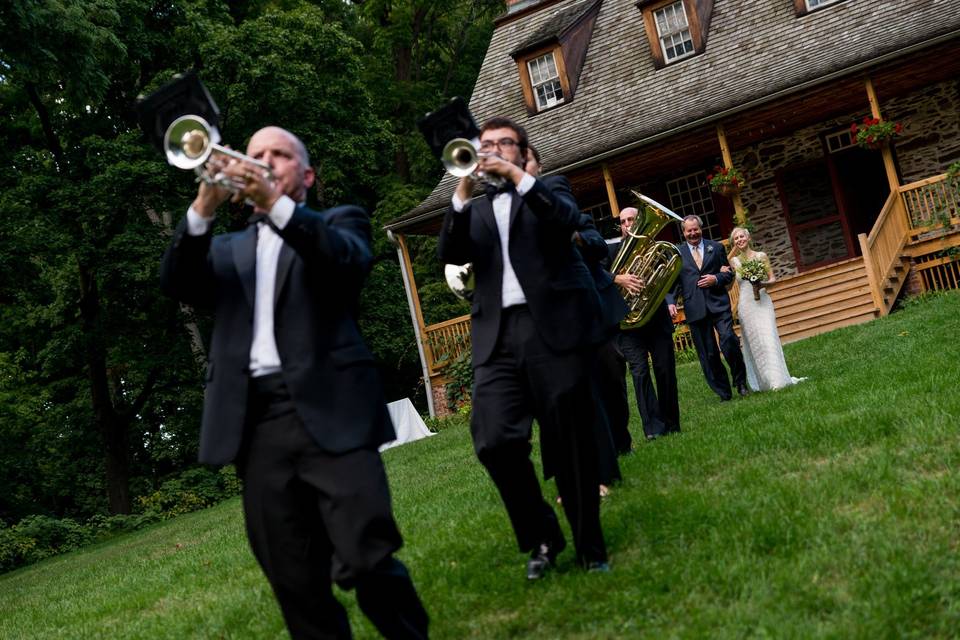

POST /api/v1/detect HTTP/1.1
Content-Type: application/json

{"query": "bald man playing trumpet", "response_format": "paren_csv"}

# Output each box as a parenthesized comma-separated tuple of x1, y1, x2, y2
(161, 126, 429, 639)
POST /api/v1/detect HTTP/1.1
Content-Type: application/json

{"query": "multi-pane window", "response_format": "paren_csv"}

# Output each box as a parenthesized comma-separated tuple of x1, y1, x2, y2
(806, 0, 842, 9)
(666, 171, 720, 240)
(527, 52, 564, 110)
(582, 201, 619, 240)
(824, 128, 856, 154)
(653, 1, 695, 63)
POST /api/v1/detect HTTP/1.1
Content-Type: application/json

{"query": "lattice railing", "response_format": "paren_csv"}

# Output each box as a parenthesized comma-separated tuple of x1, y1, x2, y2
(423, 314, 471, 376)
(900, 174, 959, 228)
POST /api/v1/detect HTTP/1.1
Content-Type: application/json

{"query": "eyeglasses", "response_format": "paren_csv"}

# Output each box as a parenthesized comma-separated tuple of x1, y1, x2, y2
(479, 138, 519, 152)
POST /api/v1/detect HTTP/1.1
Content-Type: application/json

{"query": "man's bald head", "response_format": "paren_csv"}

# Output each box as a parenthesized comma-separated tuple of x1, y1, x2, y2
(619, 207, 638, 239)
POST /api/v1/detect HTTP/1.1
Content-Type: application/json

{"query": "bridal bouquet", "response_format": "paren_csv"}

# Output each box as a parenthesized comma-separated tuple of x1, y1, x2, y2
(736, 257, 767, 300)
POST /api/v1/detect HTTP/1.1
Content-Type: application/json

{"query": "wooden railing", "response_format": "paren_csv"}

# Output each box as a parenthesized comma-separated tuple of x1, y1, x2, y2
(900, 173, 958, 228)
(858, 189, 909, 315)
(423, 314, 471, 376)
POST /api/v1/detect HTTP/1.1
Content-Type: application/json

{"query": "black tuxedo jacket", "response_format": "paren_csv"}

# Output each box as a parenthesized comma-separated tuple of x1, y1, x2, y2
(437, 176, 601, 366)
(160, 204, 394, 465)
(665, 238, 734, 323)
(580, 226, 628, 340)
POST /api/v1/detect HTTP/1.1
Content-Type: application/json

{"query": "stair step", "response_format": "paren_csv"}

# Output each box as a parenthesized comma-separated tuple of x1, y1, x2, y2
(774, 286, 873, 322)
(769, 279, 871, 309)
(780, 311, 877, 344)
(768, 267, 867, 298)
(777, 298, 875, 328)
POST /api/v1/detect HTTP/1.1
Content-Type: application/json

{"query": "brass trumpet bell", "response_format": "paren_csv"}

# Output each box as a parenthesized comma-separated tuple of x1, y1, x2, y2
(442, 138, 479, 177)
(164, 114, 217, 169)
(162, 114, 273, 192)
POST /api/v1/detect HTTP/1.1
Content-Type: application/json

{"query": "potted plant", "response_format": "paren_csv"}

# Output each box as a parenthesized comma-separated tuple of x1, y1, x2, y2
(851, 117, 903, 150)
(707, 165, 744, 197)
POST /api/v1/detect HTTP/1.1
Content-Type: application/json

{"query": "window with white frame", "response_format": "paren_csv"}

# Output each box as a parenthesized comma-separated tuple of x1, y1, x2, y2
(824, 128, 856, 154)
(806, 0, 842, 9)
(653, 1, 695, 63)
(666, 171, 720, 240)
(527, 52, 564, 111)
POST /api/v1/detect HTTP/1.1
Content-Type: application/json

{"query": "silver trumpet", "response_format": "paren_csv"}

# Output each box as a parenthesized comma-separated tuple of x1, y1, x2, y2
(441, 137, 505, 188)
(164, 115, 272, 191)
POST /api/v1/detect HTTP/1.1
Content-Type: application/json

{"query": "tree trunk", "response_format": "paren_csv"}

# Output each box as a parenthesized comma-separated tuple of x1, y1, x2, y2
(78, 262, 133, 514)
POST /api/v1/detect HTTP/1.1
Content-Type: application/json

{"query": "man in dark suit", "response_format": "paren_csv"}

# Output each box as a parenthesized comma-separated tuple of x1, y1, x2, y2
(666, 214, 748, 401)
(612, 207, 681, 439)
(437, 117, 608, 580)
(160, 126, 428, 639)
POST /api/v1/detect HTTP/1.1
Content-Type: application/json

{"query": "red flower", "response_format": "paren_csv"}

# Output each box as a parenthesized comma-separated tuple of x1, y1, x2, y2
(895, 122, 903, 133)
(706, 174, 714, 182)
(850, 123, 859, 134)
(863, 116, 872, 124)
(866, 135, 874, 143)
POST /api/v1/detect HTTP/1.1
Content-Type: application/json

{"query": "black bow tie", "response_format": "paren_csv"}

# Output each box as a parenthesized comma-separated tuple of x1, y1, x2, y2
(247, 212, 268, 226)
(484, 180, 516, 199)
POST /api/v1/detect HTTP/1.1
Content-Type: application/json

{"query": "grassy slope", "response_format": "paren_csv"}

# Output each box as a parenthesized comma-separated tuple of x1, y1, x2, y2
(2, 292, 959, 639)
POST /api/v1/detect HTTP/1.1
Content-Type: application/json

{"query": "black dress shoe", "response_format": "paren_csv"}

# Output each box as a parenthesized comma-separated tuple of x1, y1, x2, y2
(526, 538, 566, 581)
(585, 561, 610, 573)
(719, 395, 732, 402)
(737, 384, 751, 397)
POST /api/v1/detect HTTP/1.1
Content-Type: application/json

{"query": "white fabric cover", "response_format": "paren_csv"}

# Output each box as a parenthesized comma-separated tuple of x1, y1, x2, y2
(380, 398, 434, 451)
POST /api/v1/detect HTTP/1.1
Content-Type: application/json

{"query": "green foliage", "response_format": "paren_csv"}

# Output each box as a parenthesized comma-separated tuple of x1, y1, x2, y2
(136, 467, 242, 519)
(0, 0, 501, 529)
(443, 350, 474, 412)
(0, 465, 238, 573)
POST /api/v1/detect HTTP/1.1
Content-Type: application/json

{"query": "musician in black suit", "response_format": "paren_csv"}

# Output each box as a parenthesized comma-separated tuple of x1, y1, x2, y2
(437, 117, 608, 579)
(160, 126, 428, 639)
(666, 214, 748, 401)
(612, 207, 681, 439)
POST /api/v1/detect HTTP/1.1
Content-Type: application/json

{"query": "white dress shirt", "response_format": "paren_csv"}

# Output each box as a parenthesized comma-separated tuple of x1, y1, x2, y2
(452, 173, 536, 308)
(186, 195, 297, 377)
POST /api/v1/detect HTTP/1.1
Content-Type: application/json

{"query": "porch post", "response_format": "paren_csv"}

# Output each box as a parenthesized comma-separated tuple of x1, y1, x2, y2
(602, 163, 621, 218)
(389, 231, 436, 417)
(716, 124, 747, 226)
(864, 76, 901, 194)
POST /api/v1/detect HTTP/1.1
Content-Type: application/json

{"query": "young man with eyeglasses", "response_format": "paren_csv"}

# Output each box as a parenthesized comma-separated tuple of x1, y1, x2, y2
(438, 117, 609, 580)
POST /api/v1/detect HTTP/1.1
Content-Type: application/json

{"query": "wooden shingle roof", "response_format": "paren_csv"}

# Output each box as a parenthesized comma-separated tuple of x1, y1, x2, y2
(388, 0, 960, 233)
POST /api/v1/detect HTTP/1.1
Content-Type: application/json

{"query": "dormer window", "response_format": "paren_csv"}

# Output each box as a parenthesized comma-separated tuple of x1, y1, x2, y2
(509, 0, 603, 114)
(638, 0, 714, 69)
(795, 0, 845, 15)
(653, 1, 695, 62)
(528, 52, 565, 110)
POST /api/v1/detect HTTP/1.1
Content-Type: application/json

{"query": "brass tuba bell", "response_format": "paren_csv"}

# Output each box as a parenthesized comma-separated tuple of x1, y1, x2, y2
(610, 192, 684, 329)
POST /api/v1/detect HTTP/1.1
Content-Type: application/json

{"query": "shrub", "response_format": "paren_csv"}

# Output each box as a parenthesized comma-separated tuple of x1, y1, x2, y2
(136, 466, 242, 519)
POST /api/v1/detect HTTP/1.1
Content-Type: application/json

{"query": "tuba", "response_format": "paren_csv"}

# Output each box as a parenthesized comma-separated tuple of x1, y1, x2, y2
(610, 192, 684, 329)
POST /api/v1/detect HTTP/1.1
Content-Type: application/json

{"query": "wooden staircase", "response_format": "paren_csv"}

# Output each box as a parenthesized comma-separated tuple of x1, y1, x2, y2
(765, 257, 878, 344)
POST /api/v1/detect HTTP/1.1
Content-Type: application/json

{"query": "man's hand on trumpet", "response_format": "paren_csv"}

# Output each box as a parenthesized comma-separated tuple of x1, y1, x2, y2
(191, 154, 234, 218)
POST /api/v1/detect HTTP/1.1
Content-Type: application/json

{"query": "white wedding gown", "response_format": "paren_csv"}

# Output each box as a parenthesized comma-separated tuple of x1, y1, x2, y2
(731, 256, 806, 392)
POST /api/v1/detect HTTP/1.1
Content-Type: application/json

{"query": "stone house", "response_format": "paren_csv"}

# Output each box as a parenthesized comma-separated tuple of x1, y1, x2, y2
(385, 0, 960, 416)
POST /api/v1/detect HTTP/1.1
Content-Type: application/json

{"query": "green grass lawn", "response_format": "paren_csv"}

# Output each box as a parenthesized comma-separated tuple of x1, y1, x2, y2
(3, 291, 960, 639)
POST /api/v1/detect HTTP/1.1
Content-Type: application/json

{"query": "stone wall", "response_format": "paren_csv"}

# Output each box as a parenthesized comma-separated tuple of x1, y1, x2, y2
(729, 77, 960, 278)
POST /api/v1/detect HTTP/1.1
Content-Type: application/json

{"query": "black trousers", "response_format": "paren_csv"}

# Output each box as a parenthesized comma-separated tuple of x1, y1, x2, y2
(237, 374, 429, 640)
(688, 310, 747, 401)
(618, 327, 680, 438)
(593, 338, 632, 455)
(471, 306, 606, 565)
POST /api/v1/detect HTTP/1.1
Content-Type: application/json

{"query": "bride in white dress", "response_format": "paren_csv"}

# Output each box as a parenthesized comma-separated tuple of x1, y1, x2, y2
(728, 227, 805, 391)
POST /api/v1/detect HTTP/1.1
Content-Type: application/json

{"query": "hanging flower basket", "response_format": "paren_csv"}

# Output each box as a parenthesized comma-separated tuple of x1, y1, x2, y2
(851, 117, 903, 150)
(708, 166, 744, 197)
